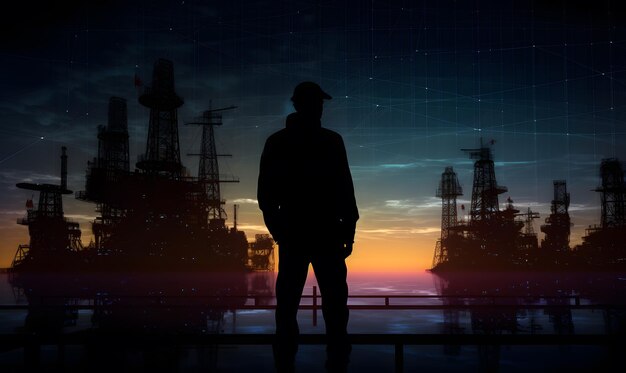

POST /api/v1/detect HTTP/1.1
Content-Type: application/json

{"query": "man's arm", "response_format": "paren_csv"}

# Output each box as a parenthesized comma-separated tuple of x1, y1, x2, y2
(257, 137, 284, 243)
(336, 135, 359, 252)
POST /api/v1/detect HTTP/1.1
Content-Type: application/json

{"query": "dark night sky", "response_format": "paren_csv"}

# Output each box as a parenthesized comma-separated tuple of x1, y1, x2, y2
(1, 1, 625, 270)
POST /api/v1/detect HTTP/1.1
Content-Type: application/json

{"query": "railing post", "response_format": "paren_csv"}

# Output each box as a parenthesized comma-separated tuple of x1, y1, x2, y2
(385, 297, 390, 307)
(313, 286, 318, 327)
(395, 342, 404, 373)
(25, 335, 40, 371)
(313, 285, 317, 326)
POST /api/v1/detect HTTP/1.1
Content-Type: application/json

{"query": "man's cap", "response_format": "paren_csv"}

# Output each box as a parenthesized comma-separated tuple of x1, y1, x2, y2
(291, 81, 332, 102)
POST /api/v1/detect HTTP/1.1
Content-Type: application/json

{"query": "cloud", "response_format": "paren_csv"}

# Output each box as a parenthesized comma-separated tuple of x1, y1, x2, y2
(494, 160, 537, 166)
(351, 158, 473, 174)
(359, 227, 439, 234)
(0, 210, 25, 215)
(409, 227, 441, 234)
(235, 224, 268, 233)
(357, 226, 440, 238)
(568, 203, 597, 212)
(65, 214, 97, 222)
(232, 198, 259, 204)
(378, 162, 425, 169)
(385, 198, 441, 210)
(0, 170, 60, 186)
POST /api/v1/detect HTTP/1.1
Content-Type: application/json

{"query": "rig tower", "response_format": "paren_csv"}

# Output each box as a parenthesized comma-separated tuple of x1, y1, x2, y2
(540, 180, 571, 254)
(462, 141, 508, 225)
(186, 104, 238, 230)
(136, 59, 184, 178)
(596, 158, 626, 228)
(431, 140, 526, 271)
(79, 97, 130, 252)
(13, 147, 82, 269)
(432, 167, 463, 268)
(99, 97, 130, 173)
(579, 159, 626, 267)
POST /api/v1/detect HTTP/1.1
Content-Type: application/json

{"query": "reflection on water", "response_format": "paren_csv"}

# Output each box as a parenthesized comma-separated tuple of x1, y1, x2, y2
(4, 271, 275, 371)
(433, 271, 626, 371)
(1, 270, 625, 371)
(11, 271, 275, 333)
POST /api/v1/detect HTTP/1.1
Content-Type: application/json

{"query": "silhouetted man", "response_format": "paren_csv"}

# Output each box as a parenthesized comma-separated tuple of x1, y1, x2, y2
(258, 82, 359, 372)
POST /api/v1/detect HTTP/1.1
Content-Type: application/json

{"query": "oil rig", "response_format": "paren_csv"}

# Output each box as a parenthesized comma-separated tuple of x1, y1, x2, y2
(431, 140, 626, 272)
(11, 58, 275, 272)
(575, 158, 626, 268)
(11, 147, 84, 270)
(539, 180, 572, 265)
(431, 141, 537, 271)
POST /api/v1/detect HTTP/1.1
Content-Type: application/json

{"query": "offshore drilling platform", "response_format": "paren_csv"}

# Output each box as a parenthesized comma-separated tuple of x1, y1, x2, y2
(576, 158, 626, 268)
(11, 147, 84, 270)
(11, 59, 274, 272)
(431, 141, 626, 272)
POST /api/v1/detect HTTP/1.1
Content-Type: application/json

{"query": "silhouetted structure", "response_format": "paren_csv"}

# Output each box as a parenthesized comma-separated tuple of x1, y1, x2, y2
(432, 167, 463, 268)
(597, 159, 626, 228)
(540, 180, 571, 263)
(186, 104, 238, 229)
(13, 59, 252, 272)
(432, 147, 626, 271)
(12, 147, 83, 270)
(136, 59, 184, 177)
(258, 81, 357, 372)
(577, 158, 626, 267)
(462, 143, 508, 224)
(247, 234, 276, 271)
(431, 141, 532, 271)
(516, 206, 540, 262)
(464, 145, 528, 265)
(77, 97, 130, 253)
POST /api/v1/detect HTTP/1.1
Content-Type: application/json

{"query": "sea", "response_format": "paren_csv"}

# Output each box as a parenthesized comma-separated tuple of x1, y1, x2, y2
(0, 269, 624, 372)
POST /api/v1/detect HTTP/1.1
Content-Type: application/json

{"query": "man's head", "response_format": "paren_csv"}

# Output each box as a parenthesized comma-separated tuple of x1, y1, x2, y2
(291, 81, 332, 120)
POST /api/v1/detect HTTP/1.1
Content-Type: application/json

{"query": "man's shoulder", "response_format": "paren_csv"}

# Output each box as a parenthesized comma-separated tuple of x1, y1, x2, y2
(264, 126, 343, 147)
(265, 128, 289, 143)
(319, 127, 344, 142)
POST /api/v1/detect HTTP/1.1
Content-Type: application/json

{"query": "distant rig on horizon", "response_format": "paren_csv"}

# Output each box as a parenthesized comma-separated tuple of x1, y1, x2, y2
(431, 139, 626, 272)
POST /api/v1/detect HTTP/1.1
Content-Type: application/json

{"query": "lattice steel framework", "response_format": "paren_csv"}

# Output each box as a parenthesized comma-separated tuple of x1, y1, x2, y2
(137, 59, 184, 177)
(432, 167, 463, 267)
(186, 105, 238, 225)
(461, 143, 507, 224)
(596, 158, 626, 228)
(540, 180, 571, 253)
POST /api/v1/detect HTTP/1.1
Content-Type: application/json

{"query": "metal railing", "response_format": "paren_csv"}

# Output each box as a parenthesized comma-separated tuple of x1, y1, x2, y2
(0, 332, 623, 373)
(0, 286, 601, 314)
(1, 286, 624, 373)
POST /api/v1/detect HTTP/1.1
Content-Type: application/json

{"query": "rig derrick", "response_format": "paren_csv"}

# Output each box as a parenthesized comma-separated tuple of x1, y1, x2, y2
(578, 159, 626, 268)
(12, 147, 83, 271)
(514, 206, 540, 266)
(77, 97, 130, 255)
(540, 180, 571, 266)
(461, 142, 511, 268)
(432, 167, 463, 269)
(186, 104, 248, 268)
(432, 141, 536, 271)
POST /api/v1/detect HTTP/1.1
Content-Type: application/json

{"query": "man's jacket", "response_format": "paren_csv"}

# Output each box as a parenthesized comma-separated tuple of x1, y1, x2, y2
(257, 112, 359, 245)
